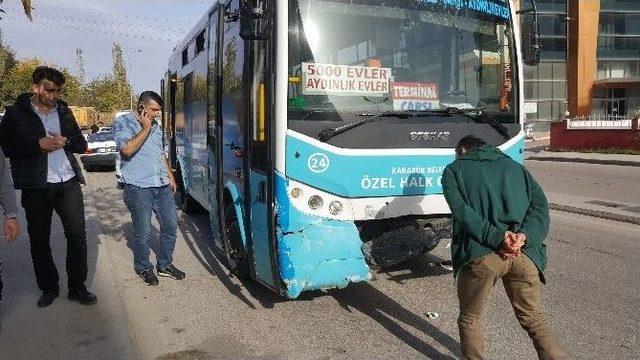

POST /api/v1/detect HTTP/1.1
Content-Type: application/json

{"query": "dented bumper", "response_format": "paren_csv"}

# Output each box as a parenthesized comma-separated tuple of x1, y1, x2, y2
(275, 174, 371, 299)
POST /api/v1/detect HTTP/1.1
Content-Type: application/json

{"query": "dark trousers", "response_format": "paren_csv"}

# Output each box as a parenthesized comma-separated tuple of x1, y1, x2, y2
(21, 179, 87, 294)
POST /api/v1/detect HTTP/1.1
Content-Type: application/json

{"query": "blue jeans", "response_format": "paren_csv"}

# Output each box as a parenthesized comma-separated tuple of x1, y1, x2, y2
(123, 185, 177, 272)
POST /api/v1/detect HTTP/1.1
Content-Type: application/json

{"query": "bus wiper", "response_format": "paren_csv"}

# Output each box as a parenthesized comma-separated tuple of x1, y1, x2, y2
(317, 107, 510, 142)
(318, 110, 454, 142)
(432, 107, 511, 140)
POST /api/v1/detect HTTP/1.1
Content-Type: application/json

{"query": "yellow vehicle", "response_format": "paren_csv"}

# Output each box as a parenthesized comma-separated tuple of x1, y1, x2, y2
(69, 106, 98, 129)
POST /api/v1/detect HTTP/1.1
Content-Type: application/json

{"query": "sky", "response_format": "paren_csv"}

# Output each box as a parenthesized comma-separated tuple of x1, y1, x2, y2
(0, 0, 215, 95)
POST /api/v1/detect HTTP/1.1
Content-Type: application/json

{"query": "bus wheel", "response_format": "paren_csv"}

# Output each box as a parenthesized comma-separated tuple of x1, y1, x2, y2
(223, 205, 251, 279)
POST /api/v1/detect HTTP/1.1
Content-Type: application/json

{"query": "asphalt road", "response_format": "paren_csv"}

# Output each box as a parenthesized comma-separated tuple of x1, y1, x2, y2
(526, 160, 640, 206)
(78, 168, 639, 360)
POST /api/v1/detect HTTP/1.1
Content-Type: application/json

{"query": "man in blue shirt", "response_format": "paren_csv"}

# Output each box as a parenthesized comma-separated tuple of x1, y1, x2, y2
(114, 91, 184, 286)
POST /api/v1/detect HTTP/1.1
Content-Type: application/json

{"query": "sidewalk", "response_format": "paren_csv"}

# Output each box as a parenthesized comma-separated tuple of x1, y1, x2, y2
(523, 138, 640, 224)
(527, 150, 640, 167)
(0, 192, 138, 360)
(545, 192, 640, 225)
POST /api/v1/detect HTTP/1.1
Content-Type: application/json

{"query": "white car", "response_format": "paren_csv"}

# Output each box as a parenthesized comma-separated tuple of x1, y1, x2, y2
(80, 132, 118, 172)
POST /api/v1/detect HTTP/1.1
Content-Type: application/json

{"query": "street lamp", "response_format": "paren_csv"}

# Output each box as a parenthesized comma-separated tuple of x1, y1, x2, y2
(128, 48, 143, 111)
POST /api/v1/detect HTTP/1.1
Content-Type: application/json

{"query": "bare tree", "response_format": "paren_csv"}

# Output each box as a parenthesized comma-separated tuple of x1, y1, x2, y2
(0, 0, 33, 21)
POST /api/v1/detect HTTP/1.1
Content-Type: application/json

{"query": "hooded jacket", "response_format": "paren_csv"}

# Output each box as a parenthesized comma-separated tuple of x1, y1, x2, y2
(0, 93, 87, 189)
(442, 145, 550, 282)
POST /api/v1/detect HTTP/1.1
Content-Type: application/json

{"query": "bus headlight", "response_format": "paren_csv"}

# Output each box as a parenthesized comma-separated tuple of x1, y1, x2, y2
(308, 195, 323, 210)
(290, 187, 303, 199)
(328, 201, 343, 215)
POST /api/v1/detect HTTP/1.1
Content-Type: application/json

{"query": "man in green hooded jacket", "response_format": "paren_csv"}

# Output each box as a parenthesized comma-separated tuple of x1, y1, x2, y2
(442, 135, 564, 360)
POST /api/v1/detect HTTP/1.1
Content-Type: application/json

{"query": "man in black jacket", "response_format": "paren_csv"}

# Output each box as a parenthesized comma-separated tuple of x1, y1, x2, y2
(0, 66, 97, 307)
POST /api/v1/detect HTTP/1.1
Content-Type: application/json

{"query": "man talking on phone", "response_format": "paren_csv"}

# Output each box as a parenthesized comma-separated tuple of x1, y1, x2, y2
(114, 91, 184, 286)
(0, 66, 95, 307)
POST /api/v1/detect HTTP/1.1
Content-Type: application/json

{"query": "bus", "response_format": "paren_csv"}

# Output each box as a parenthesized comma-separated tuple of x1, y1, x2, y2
(162, 0, 541, 299)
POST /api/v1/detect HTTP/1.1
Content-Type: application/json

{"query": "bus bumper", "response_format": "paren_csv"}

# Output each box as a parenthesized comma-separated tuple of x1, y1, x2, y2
(276, 174, 371, 299)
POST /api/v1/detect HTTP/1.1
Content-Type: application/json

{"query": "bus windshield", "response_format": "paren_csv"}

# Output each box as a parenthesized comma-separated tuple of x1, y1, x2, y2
(287, 0, 517, 129)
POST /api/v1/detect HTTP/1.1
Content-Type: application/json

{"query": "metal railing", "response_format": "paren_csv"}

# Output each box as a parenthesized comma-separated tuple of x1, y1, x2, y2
(566, 114, 634, 130)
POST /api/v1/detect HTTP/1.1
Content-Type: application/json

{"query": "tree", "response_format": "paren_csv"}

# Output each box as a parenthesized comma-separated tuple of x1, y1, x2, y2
(61, 67, 83, 106)
(0, 0, 33, 21)
(86, 75, 121, 113)
(110, 43, 131, 111)
(75, 48, 86, 85)
(70, 48, 89, 105)
(0, 34, 18, 106)
(0, 57, 41, 103)
(0, 57, 84, 107)
(22, 0, 32, 21)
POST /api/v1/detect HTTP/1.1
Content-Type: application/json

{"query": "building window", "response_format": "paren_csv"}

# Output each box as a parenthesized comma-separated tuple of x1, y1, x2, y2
(597, 60, 640, 79)
(541, 38, 567, 60)
(540, 14, 567, 36)
(536, 0, 567, 13)
(598, 37, 640, 58)
(600, 0, 640, 12)
(599, 13, 640, 36)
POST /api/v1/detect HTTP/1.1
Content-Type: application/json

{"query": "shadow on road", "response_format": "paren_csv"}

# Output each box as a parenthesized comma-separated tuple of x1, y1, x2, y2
(176, 211, 285, 310)
(379, 253, 453, 284)
(329, 282, 461, 359)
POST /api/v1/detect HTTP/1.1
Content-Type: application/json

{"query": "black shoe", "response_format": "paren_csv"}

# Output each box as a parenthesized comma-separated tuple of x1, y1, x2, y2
(137, 269, 159, 286)
(157, 264, 185, 280)
(68, 290, 97, 305)
(37, 292, 59, 308)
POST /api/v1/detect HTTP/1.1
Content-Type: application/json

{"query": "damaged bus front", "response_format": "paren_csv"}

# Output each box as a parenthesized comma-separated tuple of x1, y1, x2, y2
(276, 0, 525, 298)
(167, 0, 535, 299)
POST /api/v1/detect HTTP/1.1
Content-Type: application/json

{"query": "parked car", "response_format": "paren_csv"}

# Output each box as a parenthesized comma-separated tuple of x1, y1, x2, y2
(80, 132, 117, 171)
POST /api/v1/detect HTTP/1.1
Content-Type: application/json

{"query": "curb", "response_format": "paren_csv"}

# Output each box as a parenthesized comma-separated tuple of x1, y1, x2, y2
(549, 203, 640, 225)
(526, 156, 640, 167)
(524, 136, 551, 142)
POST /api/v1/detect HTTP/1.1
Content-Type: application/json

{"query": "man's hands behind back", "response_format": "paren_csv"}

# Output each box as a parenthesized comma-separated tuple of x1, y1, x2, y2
(500, 231, 526, 260)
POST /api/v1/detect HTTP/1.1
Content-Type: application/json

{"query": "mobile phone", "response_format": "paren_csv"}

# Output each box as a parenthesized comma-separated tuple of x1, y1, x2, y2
(137, 104, 146, 114)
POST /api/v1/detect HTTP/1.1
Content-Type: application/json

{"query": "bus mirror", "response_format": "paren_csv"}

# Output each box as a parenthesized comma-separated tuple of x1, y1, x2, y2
(518, 0, 541, 66)
(240, 1, 267, 41)
(522, 20, 541, 66)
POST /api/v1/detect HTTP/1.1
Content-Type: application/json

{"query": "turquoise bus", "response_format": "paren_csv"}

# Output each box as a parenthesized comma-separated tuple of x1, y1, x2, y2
(163, 0, 541, 298)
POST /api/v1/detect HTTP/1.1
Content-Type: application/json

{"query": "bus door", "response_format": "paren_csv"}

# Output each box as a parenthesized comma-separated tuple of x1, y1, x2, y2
(219, 0, 277, 288)
(247, 35, 277, 288)
(220, 0, 250, 273)
(207, 8, 223, 248)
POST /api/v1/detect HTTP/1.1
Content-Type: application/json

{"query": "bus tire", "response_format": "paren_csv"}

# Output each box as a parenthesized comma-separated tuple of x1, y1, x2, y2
(223, 205, 251, 280)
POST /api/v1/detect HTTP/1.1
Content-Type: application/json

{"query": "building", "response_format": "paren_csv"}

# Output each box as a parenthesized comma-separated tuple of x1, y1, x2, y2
(522, 0, 640, 131)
